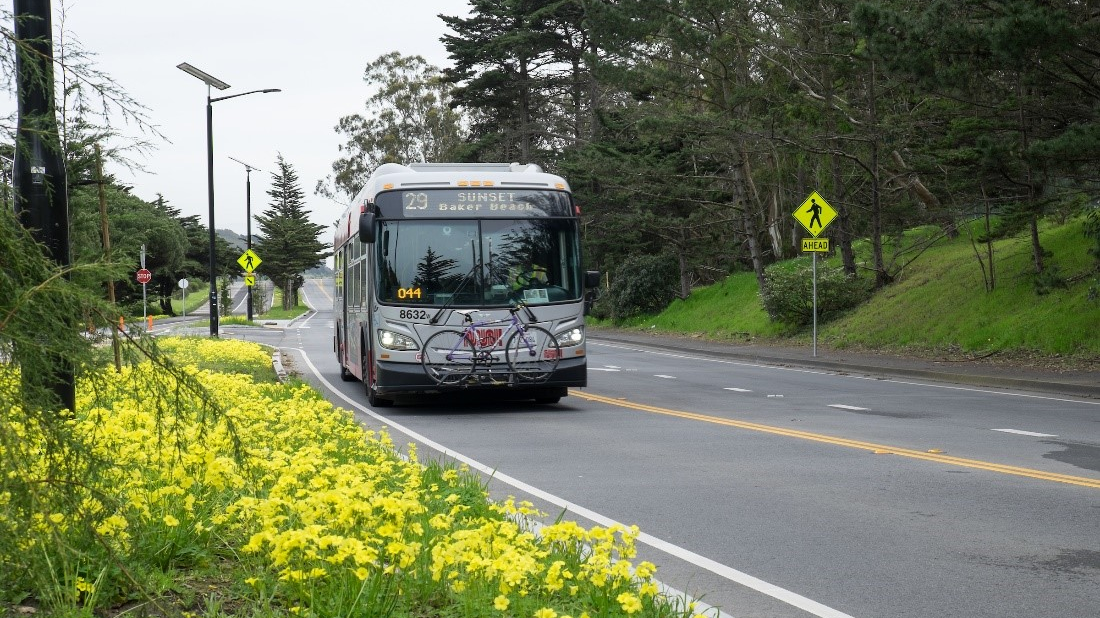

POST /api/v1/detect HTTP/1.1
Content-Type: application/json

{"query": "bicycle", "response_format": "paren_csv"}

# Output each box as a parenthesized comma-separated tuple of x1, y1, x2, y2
(420, 303, 561, 386)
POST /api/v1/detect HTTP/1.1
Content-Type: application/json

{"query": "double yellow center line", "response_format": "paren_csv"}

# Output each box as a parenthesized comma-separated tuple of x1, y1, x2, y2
(572, 391, 1100, 490)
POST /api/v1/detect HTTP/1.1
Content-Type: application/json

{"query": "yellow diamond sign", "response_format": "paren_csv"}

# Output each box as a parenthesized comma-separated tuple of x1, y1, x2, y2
(792, 191, 838, 237)
(238, 249, 261, 273)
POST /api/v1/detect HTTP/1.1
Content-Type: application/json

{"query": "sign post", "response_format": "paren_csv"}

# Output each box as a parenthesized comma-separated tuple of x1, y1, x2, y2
(792, 191, 838, 358)
(179, 278, 189, 317)
(140, 244, 147, 321)
(238, 249, 261, 321)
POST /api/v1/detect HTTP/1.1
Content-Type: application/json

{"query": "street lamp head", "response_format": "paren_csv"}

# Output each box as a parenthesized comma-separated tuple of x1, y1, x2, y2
(261, 88, 282, 94)
(176, 62, 230, 90)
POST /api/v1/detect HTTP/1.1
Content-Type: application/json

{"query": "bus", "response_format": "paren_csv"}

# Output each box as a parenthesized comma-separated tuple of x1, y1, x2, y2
(333, 162, 598, 407)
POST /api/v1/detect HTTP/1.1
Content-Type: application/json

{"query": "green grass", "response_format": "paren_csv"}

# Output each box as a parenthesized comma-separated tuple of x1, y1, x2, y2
(600, 273, 792, 340)
(602, 217, 1100, 358)
(823, 218, 1098, 355)
(170, 285, 209, 316)
(258, 287, 310, 321)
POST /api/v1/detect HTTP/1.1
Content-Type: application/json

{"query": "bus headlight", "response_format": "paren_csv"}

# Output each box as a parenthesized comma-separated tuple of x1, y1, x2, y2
(555, 326, 584, 347)
(378, 329, 419, 351)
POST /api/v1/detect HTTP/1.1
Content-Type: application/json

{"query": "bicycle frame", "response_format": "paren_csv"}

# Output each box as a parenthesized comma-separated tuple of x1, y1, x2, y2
(446, 308, 530, 365)
(421, 304, 562, 387)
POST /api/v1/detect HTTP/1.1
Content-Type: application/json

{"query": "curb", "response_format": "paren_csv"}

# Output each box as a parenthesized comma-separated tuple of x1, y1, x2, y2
(260, 309, 317, 330)
(271, 350, 288, 382)
(590, 332, 1100, 399)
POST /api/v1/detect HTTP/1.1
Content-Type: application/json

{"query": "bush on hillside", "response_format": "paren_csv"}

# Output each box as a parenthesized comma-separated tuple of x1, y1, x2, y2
(760, 261, 872, 326)
(597, 253, 680, 320)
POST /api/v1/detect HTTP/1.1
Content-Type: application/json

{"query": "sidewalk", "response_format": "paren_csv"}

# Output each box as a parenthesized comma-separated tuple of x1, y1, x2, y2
(588, 326, 1100, 399)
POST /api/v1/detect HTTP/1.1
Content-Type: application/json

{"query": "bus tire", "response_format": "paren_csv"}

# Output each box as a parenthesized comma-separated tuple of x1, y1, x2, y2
(337, 331, 356, 381)
(340, 363, 356, 382)
(533, 387, 567, 404)
(363, 349, 394, 407)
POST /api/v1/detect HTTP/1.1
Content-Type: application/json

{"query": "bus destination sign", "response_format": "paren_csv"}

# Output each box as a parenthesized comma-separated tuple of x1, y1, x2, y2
(376, 189, 573, 218)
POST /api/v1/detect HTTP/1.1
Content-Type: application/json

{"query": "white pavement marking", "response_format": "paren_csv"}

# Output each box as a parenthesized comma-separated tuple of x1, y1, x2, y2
(992, 428, 1058, 438)
(590, 367, 621, 372)
(591, 341, 1100, 406)
(654, 374, 677, 379)
(724, 387, 752, 393)
(291, 348, 856, 618)
(829, 404, 869, 411)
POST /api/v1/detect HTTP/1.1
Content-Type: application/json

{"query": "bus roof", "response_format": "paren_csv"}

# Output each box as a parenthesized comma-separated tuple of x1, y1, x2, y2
(355, 162, 568, 203)
(335, 162, 571, 249)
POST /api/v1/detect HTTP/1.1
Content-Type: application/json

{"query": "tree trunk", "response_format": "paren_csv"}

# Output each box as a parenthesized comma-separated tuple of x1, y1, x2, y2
(730, 154, 767, 291)
(832, 150, 857, 275)
(869, 60, 890, 289)
(677, 241, 691, 299)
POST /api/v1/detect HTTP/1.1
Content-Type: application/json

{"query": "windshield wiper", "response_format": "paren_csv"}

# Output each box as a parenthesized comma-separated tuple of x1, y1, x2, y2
(429, 264, 479, 325)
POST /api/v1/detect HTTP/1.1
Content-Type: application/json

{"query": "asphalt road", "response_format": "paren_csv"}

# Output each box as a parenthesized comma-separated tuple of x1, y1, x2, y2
(195, 278, 1100, 618)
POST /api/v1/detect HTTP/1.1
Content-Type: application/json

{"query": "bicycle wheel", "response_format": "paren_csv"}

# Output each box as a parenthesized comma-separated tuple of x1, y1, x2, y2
(421, 330, 477, 386)
(505, 325, 561, 382)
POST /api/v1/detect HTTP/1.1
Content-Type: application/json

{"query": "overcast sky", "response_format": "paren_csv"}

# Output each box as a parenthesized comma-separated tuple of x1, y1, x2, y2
(5, 0, 467, 245)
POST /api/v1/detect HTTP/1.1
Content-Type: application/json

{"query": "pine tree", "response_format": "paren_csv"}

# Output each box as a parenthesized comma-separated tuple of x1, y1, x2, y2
(253, 155, 332, 309)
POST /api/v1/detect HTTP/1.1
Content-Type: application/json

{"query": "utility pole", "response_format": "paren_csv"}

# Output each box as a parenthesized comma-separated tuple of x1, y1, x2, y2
(13, 0, 75, 412)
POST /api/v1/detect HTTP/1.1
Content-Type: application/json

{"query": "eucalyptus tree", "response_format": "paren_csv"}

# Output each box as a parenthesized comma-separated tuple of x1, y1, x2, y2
(319, 52, 463, 202)
(580, 0, 777, 291)
(853, 0, 1100, 284)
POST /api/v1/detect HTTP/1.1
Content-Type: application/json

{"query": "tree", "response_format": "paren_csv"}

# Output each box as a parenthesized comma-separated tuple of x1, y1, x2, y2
(853, 0, 1100, 284)
(68, 183, 187, 311)
(254, 155, 331, 310)
(318, 52, 464, 202)
(441, 0, 593, 165)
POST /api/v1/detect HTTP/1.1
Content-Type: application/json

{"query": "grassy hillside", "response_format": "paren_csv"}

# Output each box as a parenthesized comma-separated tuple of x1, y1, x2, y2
(601, 217, 1100, 359)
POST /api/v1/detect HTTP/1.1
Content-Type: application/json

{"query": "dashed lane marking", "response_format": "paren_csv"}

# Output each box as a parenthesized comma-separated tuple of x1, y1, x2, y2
(572, 390, 1100, 490)
(992, 428, 1058, 438)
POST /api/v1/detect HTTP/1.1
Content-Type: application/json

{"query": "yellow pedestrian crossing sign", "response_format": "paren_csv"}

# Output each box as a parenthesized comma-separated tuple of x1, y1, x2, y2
(793, 191, 838, 237)
(244, 274, 256, 287)
(238, 249, 261, 273)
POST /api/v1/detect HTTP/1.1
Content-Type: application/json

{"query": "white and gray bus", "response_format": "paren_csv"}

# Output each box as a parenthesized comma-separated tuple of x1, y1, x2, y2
(333, 162, 597, 407)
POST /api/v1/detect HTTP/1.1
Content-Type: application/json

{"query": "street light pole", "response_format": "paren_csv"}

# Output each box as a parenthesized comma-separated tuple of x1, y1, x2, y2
(177, 62, 279, 337)
(229, 157, 261, 322)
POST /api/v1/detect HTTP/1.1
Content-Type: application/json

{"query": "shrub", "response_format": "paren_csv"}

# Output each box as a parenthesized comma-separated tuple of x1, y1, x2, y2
(603, 254, 680, 320)
(760, 261, 872, 326)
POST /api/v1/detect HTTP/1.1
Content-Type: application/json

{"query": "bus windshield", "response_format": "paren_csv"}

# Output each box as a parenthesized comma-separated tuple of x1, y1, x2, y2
(376, 218, 582, 307)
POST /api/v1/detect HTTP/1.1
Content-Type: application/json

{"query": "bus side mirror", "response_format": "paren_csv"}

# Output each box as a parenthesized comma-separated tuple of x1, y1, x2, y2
(584, 270, 600, 289)
(358, 212, 376, 243)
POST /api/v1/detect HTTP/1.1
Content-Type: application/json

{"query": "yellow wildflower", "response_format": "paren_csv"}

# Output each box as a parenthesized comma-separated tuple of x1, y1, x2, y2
(617, 592, 643, 614)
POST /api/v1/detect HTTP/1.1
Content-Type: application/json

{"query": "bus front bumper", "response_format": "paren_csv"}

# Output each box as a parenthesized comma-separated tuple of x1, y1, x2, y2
(374, 356, 588, 395)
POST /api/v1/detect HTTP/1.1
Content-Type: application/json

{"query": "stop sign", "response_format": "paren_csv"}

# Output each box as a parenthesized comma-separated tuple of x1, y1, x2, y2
(136, 268, 152, 284)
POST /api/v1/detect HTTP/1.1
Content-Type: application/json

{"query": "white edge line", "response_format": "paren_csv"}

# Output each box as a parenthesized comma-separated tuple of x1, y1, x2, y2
(828, 404, 870, 411)
(591, 341, 1100, 407)
(289, 347, 856, 618)
(724, 388, 752, 393)
(992, 428, 1058, 438)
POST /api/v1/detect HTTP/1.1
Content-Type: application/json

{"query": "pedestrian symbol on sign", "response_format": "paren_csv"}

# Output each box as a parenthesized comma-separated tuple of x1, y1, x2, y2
(807, 199, 823, 229)
(237, 249, 262, 273)
(792, 191, 837, 238)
